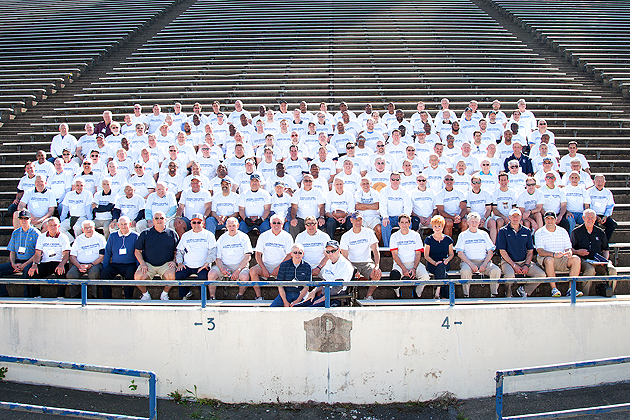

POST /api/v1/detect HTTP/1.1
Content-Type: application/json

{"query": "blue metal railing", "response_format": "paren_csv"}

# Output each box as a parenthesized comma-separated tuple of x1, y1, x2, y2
(0, 355, 157, 420)
(0, 275, 627, 309)
(495, 356, 630, 419)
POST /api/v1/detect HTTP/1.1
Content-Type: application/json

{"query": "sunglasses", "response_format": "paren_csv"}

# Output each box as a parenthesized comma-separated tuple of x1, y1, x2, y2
(191, 221, 202, 224)
(292, 251, 304, 255)
(325, 249, 338, 254)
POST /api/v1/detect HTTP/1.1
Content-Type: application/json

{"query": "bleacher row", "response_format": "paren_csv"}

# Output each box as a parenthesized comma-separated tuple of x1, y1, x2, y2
(0, 0, 629, 299)
(487, 0, 630, 98)
(0, 0, 180, 125)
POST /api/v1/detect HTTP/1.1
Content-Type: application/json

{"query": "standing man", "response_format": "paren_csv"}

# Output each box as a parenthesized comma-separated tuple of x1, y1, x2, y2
(496, 209, 546, 298)
(134, 211, 179, 300)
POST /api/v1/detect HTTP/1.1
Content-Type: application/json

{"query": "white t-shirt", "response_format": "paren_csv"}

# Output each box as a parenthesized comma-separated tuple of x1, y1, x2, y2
(435, 188, 465, 217)
(466, 189, 492, 216)
(71, 232, 106, 264)
(179, 188, 211, 220)
(390, 230, 423, 263)
(355, 188, 381, 219)
(37, 232, 71, 263)
(340, 228, 378, 263)
(63, 190, 94, 218)
(326, 190, 356, 214)
(291, 188, 325, 219)
(178, 229, 217, 268)
(517, 188, 544, 212)
(216, 231, 252, 265)
(564, 184, 591, 213)
(211, 191, 240, 217)
(492, 187, 517, 217)
(114, 194, 145, 221)
(410, 188, 436, 218)
(540, 185, 566, 214)
(145, 191, 177, 219)
(21, 188, 56, 218)
(295, 229, 330, 268)
(253, 227, 292, 268)
(239, 189, 271, 218)
(455, 229, 495, 260)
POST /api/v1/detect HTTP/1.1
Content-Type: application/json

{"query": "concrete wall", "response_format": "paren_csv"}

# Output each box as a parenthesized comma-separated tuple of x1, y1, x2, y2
(1, 302, 630, 403)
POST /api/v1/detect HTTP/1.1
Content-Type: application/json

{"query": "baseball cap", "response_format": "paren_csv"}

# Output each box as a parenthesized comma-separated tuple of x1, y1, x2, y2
(350, 211, 363, 220)
(250, 173, 261, 180)
(509, 208, 522, 217)
(191, 213, 204, 221)
(326, 240, 340, 250)
(274, 181, 285, 187)
(17, 210, 30, 219)
(544, 211, 557, 219)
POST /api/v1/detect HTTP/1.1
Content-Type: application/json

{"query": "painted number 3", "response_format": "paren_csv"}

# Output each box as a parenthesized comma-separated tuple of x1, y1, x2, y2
(207, 318, 215, 331)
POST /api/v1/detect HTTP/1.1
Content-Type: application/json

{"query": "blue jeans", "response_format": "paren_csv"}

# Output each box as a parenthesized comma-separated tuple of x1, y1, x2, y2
(239, 218, 270, 234)
(175, 266, 209, 299)
(269, 287, 303, 307)
(206, 217, 225, 234)
(566, 212, 584, 234)
(381, 216, 400, 247)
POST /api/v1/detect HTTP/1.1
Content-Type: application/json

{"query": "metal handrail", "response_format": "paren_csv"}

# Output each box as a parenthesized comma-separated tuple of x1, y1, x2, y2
(1, 275, 628, 308)
(495, 356, 630, 419)
(0, 355, 157, 420)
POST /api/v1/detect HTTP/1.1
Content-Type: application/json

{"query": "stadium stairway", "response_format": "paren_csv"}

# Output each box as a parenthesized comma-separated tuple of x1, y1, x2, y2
(0, 0, 629, 298)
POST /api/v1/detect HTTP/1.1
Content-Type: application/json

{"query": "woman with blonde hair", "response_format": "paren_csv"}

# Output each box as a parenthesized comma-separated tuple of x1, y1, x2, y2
(423, 215, 454, 299)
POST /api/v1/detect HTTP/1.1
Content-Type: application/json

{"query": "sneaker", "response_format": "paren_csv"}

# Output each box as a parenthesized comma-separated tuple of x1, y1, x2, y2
(491, 294, 499, 298)
(567, 289, 584, 298)
(160, 291, 169, 301)
(209, 296, 216, 300)
(551, 287, 561, 298)
(365, 295, 374, 300)
(235, 294, 243, 300)
(393, 287, 401, 298)
(140, 293, 151, 301)
(415, 285, 424, 298)
(517, 286, 527, 298)
(183, 291, 193, 300)
(255, 296, 264, 301)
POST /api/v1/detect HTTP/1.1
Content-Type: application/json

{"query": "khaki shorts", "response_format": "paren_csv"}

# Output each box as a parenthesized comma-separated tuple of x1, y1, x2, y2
(138, 262, 173, 279)
(537, 255, 570, 272)
(210, 262, 250, 280)
(362, 216, 381, 230)
(351, 261, 375, 279)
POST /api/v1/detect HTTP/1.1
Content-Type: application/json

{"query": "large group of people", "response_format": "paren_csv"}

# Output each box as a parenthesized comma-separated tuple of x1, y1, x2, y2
(0, 97, 619, 300)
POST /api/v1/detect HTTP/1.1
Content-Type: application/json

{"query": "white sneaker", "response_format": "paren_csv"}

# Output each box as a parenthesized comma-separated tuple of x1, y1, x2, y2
(393, 287, 401, 298)
(183, 291, 193, 300)
(140, 293, 151, 301)
(255, 296, 264, 301)
(551, 287, 561, 298)
(365, 295, 374, 300)
(517, 286, 527, 298)
(160, 291, 169, 300)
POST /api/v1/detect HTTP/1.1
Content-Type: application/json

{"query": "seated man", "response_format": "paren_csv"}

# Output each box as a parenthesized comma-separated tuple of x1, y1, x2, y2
(206, 178, 239, 234)
(435, 174, 466, 237)
(92, 178, 116, 239)
(0, 211, 39, 297)
(571, 209, 618, 296)
(589, 174, 617, 242)
(247, 214, 294, 300)
(238, 174, 272, 233)
(138, 181, 178, 232)
(455, 212, 502, 298)
(389, 213, 430, 298)
(340, 212, 382, 300)
(324, 177, 355, 239)
(66, 220, 106, 299)
(269, 243, 311, 307)
(175, 176, 211, 237)
(27, 217, 71, 298)
(295, 215, 330, 279)
(298, 240, 354, 307)
(176, 213, 217, 300)
(110, 184, 145, 234)
(134, 211, 179, 300)
(535, 211, 582, 297)
(60, 178, 94, 239)
(13, 175, 55, 232)
(380, 172, 413, 247)
(289, 174, 326, 238)
(207, 217, 252, 300)
(496, 209, 545, 298)
(101, 216, 139, 299)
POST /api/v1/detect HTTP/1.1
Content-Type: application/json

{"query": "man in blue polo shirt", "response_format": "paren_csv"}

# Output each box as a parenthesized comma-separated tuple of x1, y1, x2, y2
(496, 208, 545, 298)
(0, 210, 40, 297)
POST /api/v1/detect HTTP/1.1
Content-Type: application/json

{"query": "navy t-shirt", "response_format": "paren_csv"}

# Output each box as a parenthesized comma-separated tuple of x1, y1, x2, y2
(135, 227, 179, 266)
(425, 234, 454, 262)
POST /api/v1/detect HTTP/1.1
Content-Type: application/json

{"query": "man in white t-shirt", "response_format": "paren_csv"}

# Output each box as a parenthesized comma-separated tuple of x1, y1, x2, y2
(389, 213, 430, 298)
(324, 177, 355, 239)
(295, 215, 330, 279)
(208, 217, 252, 299)
(247, 214, 294, 300)
(175, 176, 211, 237)
(60, 178, 94, 239)
(340, 212, 382, 300)
(175, 213, 217, 300)
(289, 174, 326, 238)
(239, 174, 272, 233)
(206, 178, 239, 234)
(66, 220, 106, 298)
(454, 212, 501, 297)
(15, 175, 56, 231)
(28, 217, 71, 298)
(354, 177, 382, 240)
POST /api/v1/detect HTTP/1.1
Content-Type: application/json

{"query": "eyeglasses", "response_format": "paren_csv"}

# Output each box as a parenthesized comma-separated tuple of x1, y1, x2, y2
(417, 179, 427, 182)
(154, 217, 165, 220)
(346, 146, 355, 149)
(481, 163, 490, 166)
(377, 145, 384, 148)
(305, 222, 316, 226)
(303, 179, 312, 183)
(292, 251, 304, 255)
(471, 181, 481, 184)
(191, 221, 202, 224)
(526, 183, 536, 186)
(391, 179, 400, 182)
(325, 249, 338, 254)
(291, 134, 298, 137)
(271, 221, 282, 225)
(444, 178, 454, 181)
(83, 163, 91, 166)
(545, 175, 555, 179)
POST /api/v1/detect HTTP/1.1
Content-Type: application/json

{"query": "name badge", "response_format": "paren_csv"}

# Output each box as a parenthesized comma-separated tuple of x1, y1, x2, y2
(119, 248, 127, 255)
(18, 246, 26, 254)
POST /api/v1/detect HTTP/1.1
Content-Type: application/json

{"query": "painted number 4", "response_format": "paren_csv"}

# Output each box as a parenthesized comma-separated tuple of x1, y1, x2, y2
(442, 317, 450, 329)
(207, 318, 215, 331)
